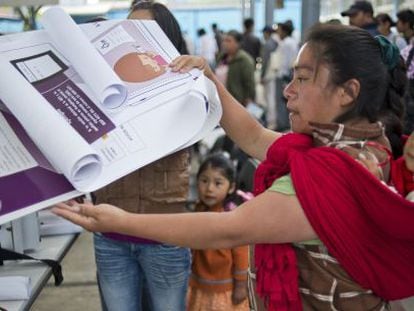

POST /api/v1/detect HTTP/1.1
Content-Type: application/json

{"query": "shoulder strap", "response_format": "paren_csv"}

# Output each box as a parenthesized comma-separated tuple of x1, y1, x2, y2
(0, 247, 63, 286)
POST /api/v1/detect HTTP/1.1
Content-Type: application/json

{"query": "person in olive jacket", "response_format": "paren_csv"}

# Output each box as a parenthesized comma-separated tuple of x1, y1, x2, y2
(215, 30, 256, 106)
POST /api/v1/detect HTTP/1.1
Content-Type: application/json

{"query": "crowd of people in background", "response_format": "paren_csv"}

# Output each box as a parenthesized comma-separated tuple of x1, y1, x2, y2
(190, 1, 414, 139)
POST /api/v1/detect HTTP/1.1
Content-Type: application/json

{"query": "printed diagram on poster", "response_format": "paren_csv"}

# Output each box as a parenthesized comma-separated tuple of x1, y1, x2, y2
(0, 7, 222, 224)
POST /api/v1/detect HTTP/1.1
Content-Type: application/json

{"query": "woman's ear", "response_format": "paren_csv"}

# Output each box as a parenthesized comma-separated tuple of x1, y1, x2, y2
(340, 78, 360, 107)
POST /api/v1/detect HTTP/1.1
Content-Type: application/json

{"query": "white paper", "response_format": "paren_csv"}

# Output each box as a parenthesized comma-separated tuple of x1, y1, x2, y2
(0, 276, 31, 300)
(0, 56, 102, 189)
(40, 7, 127, 109)
(0, 15, 222, 223)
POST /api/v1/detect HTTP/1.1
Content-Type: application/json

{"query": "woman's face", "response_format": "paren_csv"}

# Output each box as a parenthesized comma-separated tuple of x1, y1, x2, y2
(283, 43, 348, 134)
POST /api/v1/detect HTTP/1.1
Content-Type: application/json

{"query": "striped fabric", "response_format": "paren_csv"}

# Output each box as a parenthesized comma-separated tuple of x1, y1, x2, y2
(295, 245, 388, 311)
(310, 121, 392, 182)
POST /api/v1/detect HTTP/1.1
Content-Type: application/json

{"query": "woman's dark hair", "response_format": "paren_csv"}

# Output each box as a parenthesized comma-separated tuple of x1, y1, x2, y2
(226, 30, 243, 43)
(129, 1, 189, 55)
(376, 13, 396, 27)
(305, 24, 407, 157)
(197, 153, 236, 185)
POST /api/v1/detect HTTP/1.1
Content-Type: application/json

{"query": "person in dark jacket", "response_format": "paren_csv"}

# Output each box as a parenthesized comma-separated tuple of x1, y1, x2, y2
(240, 18, 261, 64)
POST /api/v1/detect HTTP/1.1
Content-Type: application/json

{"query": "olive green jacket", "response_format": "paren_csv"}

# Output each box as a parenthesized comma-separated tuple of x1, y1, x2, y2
(217, 49, 256, 104)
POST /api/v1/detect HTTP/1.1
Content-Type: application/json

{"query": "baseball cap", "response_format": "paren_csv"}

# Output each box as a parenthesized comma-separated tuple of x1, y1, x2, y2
(341, 1, 374, 17)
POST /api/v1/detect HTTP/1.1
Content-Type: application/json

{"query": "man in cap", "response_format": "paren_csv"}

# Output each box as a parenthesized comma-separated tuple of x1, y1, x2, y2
(341, 1, 379, 36)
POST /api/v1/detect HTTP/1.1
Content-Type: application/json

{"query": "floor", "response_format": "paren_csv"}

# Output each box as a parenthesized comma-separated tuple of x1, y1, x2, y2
(31, 232, 101, 311)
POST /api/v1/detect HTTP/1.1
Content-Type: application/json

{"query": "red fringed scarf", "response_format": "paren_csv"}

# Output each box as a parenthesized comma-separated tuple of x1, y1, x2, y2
(254, 133, 414, 311)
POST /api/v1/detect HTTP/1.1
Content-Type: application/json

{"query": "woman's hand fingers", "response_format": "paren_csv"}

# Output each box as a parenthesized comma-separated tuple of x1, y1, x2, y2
(170, 55, 206, 73)
(53, 202, 127, 233)
(52, 204, 96, 231)
(53, 202, 104, 230)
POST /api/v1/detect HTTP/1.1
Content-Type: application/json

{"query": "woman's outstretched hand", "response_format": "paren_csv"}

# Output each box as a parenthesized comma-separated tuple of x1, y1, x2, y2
(405, 132, 414, 172)
(170, 55, 214, 79)
(52, 200, 127, 232)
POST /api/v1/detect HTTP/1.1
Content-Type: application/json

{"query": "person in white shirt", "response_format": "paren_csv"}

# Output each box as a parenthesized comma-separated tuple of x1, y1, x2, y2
(197, 28, 218, 68)
(260, 25, 278, 129)
(274, 20, 298, 132)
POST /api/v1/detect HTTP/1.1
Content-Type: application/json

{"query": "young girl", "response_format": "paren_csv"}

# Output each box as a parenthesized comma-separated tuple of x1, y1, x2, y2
(188, 153, 249, 311)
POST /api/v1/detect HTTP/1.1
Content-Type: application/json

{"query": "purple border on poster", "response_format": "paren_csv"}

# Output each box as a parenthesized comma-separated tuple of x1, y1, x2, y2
(37, 73, 115, 144)
(0, 110, 75, 217)
(0, 167, 74, 217)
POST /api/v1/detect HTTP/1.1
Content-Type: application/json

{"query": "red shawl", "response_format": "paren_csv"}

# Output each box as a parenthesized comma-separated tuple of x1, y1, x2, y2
(254, 133, 414, 311)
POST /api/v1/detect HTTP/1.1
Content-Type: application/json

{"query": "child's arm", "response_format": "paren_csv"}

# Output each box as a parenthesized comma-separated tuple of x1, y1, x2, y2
(231, 245, 249, 305)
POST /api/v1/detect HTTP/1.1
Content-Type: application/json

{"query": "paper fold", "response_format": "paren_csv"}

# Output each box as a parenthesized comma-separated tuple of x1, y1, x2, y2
(0, 56, 102, 191)
(40, 7, 127, 110)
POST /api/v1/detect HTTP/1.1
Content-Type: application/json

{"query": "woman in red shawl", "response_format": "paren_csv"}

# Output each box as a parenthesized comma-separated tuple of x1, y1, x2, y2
(54, 25, 414, 310)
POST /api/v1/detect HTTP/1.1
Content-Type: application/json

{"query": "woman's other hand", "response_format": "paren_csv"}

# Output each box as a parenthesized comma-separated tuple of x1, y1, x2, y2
(404, 132, 414, 172)
(52, 200, 128, 232)
(170, 55, 214, 79)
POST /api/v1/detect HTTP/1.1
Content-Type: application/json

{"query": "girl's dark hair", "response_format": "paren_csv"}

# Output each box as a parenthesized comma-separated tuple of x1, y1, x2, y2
(305, 24, 407, 157)
(197, 153, 236, 185)
(375, 13, 395, 27)
(129, 1, 189, 55)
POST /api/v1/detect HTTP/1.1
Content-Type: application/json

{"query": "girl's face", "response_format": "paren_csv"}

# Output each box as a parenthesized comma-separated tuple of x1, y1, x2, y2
(197, 166, 234, 208)
(283, 43, 348, 134)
